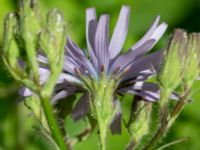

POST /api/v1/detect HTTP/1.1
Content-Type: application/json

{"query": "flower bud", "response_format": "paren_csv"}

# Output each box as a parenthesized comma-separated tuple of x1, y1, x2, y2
(19, 0, 41, 42)
(158, 29, 188, 97)
(129, 102, 151, 141)
(182, 33, 200, 89)
(18, 0, 42, 81)
(47, 9, 65, 37)
(40, 9, 66, 70)
(3, 13, 19, 69)
(25, 96, 49, 131)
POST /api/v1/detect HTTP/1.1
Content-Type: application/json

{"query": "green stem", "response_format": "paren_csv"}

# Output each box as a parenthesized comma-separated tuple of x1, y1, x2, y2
(171, 89, 190, 118)
(99, 123, 107, 150)
(143, 88, 190, 150)
(126, 138, 137, 150)
(91, 77, 116, 150)
(143, 90, 169, 150)
(143, 106, 168, 150)
(157, 137, 189, 150)
(40, 96, 67, 150)
(168, 88, 190, 127)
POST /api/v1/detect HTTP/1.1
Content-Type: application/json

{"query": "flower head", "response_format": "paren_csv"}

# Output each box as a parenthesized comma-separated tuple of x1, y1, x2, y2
(53, 6, 167, 100)
(21, 5, 168, 134)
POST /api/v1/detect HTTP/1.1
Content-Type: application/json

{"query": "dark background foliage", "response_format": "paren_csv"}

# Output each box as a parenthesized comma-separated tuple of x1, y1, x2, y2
(0, 0, 200, 149)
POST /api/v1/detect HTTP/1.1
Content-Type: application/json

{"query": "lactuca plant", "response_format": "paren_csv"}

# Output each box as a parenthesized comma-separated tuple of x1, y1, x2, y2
(2, 0, 68, 149)
(21, 5, 168, 150)
(3, 0, 200, 150)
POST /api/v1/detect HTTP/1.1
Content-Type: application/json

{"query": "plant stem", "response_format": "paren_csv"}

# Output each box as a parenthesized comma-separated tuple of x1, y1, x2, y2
(171, 89, 190, 118)
(40, 96, 67, 150)
(126, 138, 137, 150)
(91, 77, 116, 150)
(143, 88, 190, 150)
(127, 96, 140, 129)
(142, 90, 169, 150)
(157, 137, 189, 150)
(99, 123, 107, 150)
(143, 106, 168, 150)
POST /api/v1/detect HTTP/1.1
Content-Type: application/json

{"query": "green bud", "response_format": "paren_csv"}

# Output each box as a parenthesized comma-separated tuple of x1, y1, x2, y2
(19, 0, 41, 41)
(47, 9, 65, 37)
(17, 0, 42, 82)
(25, 96, 49, 131)
(182, 33, 200, 89)
(40, 9, 66, 70)
(40, 10, 66, 96)
(158, 29, 188, 97)
(129, 102, 151, 143)
(3, 13, 19, 69)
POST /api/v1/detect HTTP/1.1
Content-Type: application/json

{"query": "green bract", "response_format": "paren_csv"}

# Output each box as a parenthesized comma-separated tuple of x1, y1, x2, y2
(158, 29, 188, 104)
(129, 102, 151, 146)
(182, 33, 200, 89)
(3, 13, 19, 70)
(90, 75, 118, 150)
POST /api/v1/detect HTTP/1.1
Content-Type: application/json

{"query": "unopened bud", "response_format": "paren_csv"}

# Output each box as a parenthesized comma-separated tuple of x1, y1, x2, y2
(129, 102, 151, 142)
(47, 9, 65, 36)
(40, 9, 66, 69)
(158, 29, 188, 96)
(19, 0, 41, 42)
(3, 13, 19, 68)
(182, 33, 200, 89)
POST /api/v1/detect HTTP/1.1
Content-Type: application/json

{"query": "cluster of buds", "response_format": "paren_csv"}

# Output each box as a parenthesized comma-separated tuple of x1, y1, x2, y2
(3, 0, 67, 97)
(182, 33, 200, 90)
(158, 29, 200, 105)
(2, 0, 67, 149)
(141, 30, 200, 150)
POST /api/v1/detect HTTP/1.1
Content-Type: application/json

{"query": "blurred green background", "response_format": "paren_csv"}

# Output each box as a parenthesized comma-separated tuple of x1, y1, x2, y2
(1, 0, 200, 150)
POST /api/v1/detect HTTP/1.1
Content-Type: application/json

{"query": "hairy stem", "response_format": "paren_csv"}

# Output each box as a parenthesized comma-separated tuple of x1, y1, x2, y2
(91, 77, 116, 150)
(40, 96, 67, 150)
(142, 90, 169, 150)
(143, 106, 168, 150)
(126, 138, 137, 150)
(143, 88, 190, 150)
(98, 123, 107, 150)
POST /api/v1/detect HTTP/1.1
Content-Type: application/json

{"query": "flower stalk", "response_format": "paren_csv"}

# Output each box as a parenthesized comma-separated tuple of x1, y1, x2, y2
(39, 95, 67, 150)
(90, 76, 117, 150)
(126, 100, 152, 150)
(143, 30, 188, 150)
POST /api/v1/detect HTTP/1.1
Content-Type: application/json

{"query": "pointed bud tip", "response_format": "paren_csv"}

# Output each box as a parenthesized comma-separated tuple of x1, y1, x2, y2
(172, 29, 188, 44)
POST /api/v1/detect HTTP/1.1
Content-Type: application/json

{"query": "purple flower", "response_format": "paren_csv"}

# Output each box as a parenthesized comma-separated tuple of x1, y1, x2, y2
(20, 5, 169, 133)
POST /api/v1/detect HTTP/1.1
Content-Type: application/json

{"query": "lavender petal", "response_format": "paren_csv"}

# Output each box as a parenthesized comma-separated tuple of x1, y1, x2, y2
(71, 92, 90, 121)
(109, 6, 130, 59)
(131, 16, 160, 51)
(110, 39, 156, 73)
(119, 82, 180, 101)
(122, 49, 164, 81)
(95, 15, 110, 70)
(52, 90, 74, 104)
(66, 37, 98, 78)
(86, 8, 98, 70)
(57, 73, 83, 85)
(110, 99, 122, 134)
(19, 87, 32, 97)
